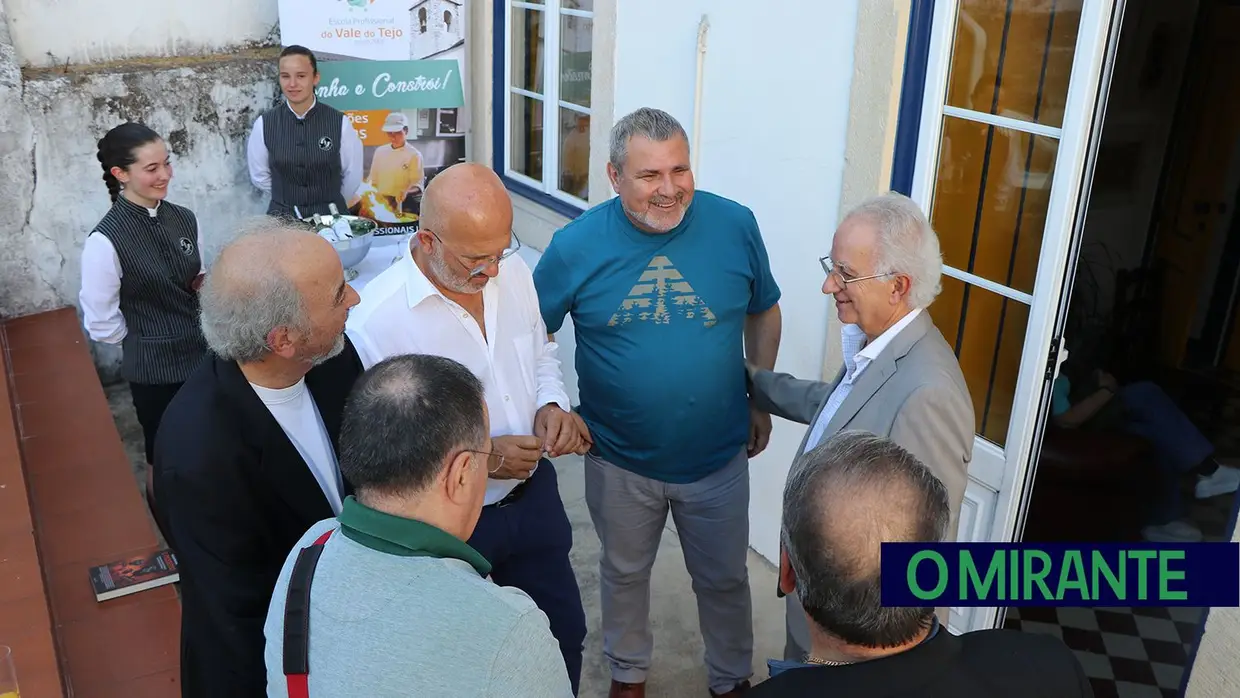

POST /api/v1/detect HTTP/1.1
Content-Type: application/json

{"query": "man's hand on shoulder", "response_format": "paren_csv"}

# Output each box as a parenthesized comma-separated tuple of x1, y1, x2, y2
(534, 404, 591, 457)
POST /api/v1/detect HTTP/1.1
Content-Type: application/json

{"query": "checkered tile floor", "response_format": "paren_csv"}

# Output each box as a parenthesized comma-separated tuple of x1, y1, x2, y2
(1004, 605, 1203, 698)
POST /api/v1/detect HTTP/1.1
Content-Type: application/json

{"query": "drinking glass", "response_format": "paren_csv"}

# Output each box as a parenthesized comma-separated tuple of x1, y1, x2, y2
(0, 646, 19, 698)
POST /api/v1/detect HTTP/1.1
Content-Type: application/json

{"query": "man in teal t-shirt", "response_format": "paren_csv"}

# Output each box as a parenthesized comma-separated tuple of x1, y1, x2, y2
(533, 107, 782, 698)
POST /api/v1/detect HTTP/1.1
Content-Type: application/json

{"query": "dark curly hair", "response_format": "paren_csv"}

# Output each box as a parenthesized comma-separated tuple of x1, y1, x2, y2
(97, 122, 162, 203)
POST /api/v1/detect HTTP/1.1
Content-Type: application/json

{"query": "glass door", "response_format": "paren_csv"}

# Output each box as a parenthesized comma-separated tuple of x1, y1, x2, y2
(907, 0, 1121, 632)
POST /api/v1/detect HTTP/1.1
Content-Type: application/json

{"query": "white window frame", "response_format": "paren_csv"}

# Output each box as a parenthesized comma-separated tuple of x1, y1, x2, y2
(905, 0, 1120, 633)
(503, 0, 593, 209)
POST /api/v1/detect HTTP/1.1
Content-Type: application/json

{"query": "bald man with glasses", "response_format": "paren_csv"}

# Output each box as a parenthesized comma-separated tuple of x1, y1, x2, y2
(346, 163, 592, 695)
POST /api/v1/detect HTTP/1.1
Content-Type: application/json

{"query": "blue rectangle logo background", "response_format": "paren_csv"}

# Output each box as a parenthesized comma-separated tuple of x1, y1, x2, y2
(880, 542, 1240, 607)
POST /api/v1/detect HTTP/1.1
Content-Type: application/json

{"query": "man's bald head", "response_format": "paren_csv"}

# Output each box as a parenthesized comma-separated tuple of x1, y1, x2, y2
(419, 163, 513, 247)
(200, 218, 344, 363)
(782, 431, 949, 648)
(414, 163, 515, 295)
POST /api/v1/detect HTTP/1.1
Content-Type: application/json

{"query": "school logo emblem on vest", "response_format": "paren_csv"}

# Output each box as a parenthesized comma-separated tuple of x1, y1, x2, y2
(318, 136, 333, 151)
(178, 237, 195, 256)
(608, 255, 716, 327)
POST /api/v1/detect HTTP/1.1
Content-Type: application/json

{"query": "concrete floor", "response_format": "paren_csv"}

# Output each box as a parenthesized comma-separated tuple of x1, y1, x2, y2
(105, 383, 787, 697)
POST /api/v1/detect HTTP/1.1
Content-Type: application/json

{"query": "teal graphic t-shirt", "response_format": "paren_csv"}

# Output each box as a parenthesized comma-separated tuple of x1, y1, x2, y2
(534, 193, 781, 483)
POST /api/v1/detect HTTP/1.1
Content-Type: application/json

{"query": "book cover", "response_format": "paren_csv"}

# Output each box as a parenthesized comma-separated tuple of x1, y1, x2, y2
(89, 549, 179, 602)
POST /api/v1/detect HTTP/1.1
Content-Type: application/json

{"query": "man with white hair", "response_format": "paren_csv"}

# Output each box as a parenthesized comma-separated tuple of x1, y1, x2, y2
(155, 220, 363, 698)
(747, 191, 974, 663)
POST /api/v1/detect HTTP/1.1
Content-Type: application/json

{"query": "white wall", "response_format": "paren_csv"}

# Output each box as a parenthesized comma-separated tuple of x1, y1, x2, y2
(2, 0, 277, 67)
(610, 0, 860, 563)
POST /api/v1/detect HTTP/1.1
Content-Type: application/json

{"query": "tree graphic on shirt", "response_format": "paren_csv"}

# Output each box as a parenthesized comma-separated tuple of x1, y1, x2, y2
(608, 255, 717, 327)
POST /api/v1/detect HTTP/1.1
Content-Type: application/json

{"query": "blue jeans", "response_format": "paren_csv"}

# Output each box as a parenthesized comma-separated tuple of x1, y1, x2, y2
(1118, 381, 1214, 524)
(468, 461, 587, 695)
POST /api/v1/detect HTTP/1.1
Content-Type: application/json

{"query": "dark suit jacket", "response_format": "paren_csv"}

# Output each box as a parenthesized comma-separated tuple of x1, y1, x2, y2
(154, 339, 363, 698)
(747, 629, 1093, 697)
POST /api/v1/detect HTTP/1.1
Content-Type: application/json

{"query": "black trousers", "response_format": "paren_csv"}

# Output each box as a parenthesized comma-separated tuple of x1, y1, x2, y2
(129, 381, 184, 464)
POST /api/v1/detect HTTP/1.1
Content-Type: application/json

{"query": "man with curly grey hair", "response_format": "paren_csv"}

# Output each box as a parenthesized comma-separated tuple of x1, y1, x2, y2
(154, 219, 364, 698)
(747, 191, 974, 663)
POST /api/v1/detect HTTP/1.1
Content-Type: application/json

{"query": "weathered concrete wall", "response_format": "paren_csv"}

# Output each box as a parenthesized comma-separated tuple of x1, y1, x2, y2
(3, 0, 278, 68)
(0, 14, 280, 378)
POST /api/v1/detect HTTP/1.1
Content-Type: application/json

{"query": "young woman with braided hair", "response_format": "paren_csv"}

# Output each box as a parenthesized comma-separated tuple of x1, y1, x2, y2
(79, 122, 209, 538)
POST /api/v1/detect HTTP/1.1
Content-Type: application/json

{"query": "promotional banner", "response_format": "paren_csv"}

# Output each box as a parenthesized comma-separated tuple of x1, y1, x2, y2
(279, 0, 470, 235)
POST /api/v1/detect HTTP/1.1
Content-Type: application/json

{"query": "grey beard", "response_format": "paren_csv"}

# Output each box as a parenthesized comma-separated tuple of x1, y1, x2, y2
(623, 200, 686, 233)
(430, 248, 482, 294)
(311, 333, 347, 366)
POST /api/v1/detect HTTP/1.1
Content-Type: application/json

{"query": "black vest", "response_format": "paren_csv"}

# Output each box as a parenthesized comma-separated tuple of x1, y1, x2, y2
(262, 102, 349, 218)
(93, 197, 209, 385)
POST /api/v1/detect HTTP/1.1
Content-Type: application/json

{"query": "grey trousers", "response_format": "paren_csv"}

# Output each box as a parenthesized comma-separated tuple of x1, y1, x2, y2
(585, 449, 753, 694)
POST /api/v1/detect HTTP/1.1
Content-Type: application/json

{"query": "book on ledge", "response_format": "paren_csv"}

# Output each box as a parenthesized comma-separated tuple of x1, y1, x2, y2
(89, 549, 179, 602)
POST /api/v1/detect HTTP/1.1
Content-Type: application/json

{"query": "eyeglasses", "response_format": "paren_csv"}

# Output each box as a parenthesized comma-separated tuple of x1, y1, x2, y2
(464, 449, 506, 474)
(428, 230, 522, 278)
(819, 256, 893, 287)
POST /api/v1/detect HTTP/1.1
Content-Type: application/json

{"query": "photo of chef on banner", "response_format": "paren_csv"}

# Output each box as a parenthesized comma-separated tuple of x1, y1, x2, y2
(345, 106, 466, 236)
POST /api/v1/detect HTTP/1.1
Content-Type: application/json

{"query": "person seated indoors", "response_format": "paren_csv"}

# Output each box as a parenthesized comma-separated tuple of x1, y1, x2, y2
(1051, 362, 1240, 542)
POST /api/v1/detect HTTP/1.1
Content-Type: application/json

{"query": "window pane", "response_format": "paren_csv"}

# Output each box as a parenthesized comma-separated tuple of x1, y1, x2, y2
(559, 109, 590, 199)
(930, 115, 1059, 294)
(944, 0, 1083, 128)
(928, 275, 1030, 446)
(511, 7, 545, 94)
(561, 0, 593, 10)
(510, 95, 544, 181)
(559, 15, 592, 108)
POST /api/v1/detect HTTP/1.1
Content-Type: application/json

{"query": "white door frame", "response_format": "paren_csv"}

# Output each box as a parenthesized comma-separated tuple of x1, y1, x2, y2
(907, 0, 1123, 630)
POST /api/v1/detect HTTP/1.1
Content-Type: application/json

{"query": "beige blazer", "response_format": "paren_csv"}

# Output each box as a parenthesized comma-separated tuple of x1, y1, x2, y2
(749, 311, 975, 650)
(749, 311, 975, 535)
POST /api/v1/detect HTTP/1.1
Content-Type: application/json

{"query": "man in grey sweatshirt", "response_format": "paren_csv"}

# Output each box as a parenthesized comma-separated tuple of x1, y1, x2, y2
(263, 354, 572, 697)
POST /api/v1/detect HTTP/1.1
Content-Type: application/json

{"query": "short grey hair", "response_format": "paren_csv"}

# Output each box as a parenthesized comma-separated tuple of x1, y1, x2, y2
(199, 217, 312, 363)
(844, 192, 943, 309)
(782, 431, 949, 648)
(609, 107, 688, 173)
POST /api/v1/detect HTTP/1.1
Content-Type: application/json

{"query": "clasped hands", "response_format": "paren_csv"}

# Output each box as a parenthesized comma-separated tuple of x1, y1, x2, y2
(489, 404, 593, 480)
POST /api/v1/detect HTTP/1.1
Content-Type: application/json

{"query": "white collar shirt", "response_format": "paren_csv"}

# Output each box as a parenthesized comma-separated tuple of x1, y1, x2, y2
(803, 308, 923, 452)
(346, 249, 571, 505)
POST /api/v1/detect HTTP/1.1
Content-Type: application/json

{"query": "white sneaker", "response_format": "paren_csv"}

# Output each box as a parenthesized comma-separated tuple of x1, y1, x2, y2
(1195, 465, 1240, 499)
(1142, 520, 1203, 543)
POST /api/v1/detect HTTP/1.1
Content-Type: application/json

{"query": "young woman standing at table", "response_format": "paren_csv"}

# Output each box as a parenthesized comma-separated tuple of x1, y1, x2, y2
(79, 122, 210, 532)
(247, 45, 364, 219)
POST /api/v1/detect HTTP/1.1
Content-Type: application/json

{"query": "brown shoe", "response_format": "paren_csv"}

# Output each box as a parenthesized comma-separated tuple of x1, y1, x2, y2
(609, 680, 646, 698)
(710, 679, 751, 697)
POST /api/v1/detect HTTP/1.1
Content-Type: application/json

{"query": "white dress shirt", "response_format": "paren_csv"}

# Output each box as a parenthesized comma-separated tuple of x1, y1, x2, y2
(250, 378, 345, 515)
(246, 99, 364, 203)
(346, 250, 572, 506)
(804, 308, 924, 452)
(78, 201, 204, 344)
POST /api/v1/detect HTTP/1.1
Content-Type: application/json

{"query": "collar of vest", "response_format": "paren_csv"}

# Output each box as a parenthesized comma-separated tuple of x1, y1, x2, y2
(114, 195, 160, 219)
(337, 495, 491, 577)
